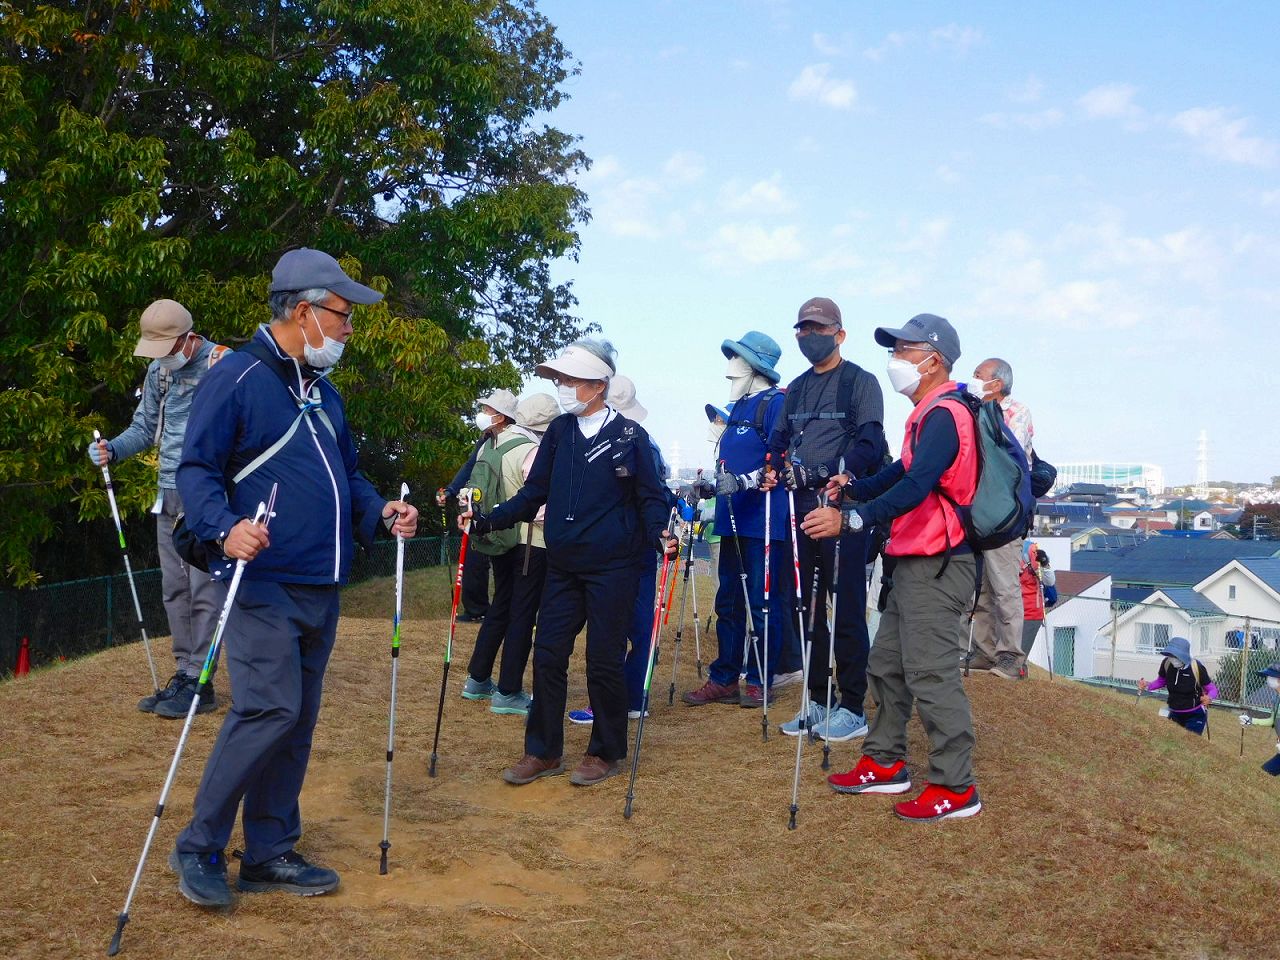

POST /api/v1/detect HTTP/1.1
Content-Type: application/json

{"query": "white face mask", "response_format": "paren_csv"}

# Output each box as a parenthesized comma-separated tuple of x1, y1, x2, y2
(726, 356, 757, 401)
(886, 354, 935, 397)
(302, 308, 346, 369)
(970, 377, 994, 399)
(706, 420, 726, 444)
(1167, 657, 1185, 670)
(474, 412, 496, 432)
(157, 350, 190, 372)
(1268, 677, 1280, 691)
(557, 383, 591, 416)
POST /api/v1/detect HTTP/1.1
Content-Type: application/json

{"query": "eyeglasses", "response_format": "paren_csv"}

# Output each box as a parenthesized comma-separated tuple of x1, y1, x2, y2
(309, 302, 353, 323)
(551, 376, 589, 388)
(888, 343, 936, 357)
(796, 321, 841, 335)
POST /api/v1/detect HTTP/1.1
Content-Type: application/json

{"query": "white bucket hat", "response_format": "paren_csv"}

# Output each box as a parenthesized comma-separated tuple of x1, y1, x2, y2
(607, 374, 647, 422)
(534, 344, 615, 382)
(516, 393, 560, 432)
(477, 388, 519, 422)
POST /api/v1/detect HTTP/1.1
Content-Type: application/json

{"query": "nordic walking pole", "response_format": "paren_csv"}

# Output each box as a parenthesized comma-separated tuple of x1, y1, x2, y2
(762, 453, 773, 739)
(108, 488, 275, 957)
(786, 461, 814, 831)
(963, 616, 975, 678)
(668, 506, 697, 705)
(93, 429, 160, 695)
(625, 507, 680, 819)
(429, 487, 478, 778)
(804, 541, 822, 745)
(379, 482, 410, 875)
(692, 469, 705, 679)
(722, 462, 767, 741)
(819, 458, 845, 771)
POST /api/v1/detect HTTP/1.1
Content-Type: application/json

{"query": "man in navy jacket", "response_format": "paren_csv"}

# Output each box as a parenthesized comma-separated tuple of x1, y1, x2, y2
(464, 339, 676, 788)
(170, 248, 417, 908)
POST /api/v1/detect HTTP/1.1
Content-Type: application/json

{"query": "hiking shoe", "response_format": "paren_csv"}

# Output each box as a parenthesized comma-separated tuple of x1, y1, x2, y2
(568, 707, 594, 725)
(627, 708, 650, 720)
(153, 676, 216, 718)
(816, 707, 869, 742)
(680, 679, 740, 706)
(461, 676, 496, 700)
(772, 670, 804, 689)
(139, 672, 186, 713)
(739, 684, 764, 709)
(237, 850, 339, 895)
(490, 690, 532, 716)
(455, 611, 485, 623)
(894, 782, 982, 822)
(828, 755, 912, 795)
(963, 655, 994, 673)
(569, 754, 621, 786)
(779, 700, 826, 737)
(169, 848, 233, 908)
(991, 654, 1020, 681)
(503, 754, 565, 785)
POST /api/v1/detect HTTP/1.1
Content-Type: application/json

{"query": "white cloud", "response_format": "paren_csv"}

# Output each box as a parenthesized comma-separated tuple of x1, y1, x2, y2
(893, 217, 951, 254)
(1171, 107, 1279, 168)
(662, 151, 705, 184)
(719, 174, 792, 213)
(1009, 75, 1044, 104)
(788, 63, 856, 109)
(936, 164, 961, 184)
(706, 223, 805, 268)
(1078, 83, 1141, 119)
(930, 24, 984, 54)
(863, 31, 912, 62)
(980, 108, 1064, 131)
(1261, 189, 1280, 207)
(812, 31, 849, 56)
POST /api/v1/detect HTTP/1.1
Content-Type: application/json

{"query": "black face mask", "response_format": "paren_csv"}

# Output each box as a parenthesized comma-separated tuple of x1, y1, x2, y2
(798, 332, 837, 365)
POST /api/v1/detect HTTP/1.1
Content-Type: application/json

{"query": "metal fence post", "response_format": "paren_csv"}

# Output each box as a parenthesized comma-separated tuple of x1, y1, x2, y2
(1109, 603, 1119, 683)
(1239, 616, 1252, 708)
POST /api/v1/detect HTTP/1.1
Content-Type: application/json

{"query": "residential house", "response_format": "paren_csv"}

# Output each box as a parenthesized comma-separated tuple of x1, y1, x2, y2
(1027, 570, 1112, 679)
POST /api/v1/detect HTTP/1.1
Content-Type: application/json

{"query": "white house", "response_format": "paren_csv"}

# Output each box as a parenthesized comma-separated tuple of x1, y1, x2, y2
(1192, 557, 1280, 646)
(1095, 587, 1229, 682)
(1026, 570, 1112, 679)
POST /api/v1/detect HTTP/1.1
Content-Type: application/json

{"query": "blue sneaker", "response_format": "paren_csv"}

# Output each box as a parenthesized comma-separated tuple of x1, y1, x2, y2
(168, 848, 233, 908)
(491, 690, 532, 716)
(461, 676, 496, 700)
(779, 700, 826, 737)
(568, 707, 594, 725)
(816, 706, 869, 742)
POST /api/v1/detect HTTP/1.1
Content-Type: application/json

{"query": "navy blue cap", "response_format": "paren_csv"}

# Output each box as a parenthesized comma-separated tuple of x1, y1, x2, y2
(874, 313, 961, 366)
(1257, 663, 1280, 680)
(269, 248, 383, 305)
(705, 402, 732, 423)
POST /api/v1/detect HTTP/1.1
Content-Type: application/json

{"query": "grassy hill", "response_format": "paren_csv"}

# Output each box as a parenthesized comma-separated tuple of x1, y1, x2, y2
(2, 567, 1279, 959)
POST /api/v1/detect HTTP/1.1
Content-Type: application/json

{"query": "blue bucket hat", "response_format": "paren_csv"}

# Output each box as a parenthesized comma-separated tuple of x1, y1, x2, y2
(704, 401, 732, 423)
(1257, 663, 1280, 680)
(721, 331, 781, 384)
(1263, 753, 1280, 777)
(1158, 636, 1192, 665)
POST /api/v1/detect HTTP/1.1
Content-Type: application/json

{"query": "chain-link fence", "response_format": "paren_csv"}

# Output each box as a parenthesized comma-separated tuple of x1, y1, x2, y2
(0, 535, 462, 679)
(1033, 592, 1280, 710)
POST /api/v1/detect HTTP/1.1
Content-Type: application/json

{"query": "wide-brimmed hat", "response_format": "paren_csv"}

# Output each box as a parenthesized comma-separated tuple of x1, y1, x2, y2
(721, 331, 781, 384)
(516, 393, 560, 433)
(1158, 636, 1193, 665)
(534, 344, 615, 382)
(608, 375, 647, 422)
(269, 248, 382, 305)
(477, 389, 519, 422)
(134, 299, 193, 358)
(705, 402, 732, 423)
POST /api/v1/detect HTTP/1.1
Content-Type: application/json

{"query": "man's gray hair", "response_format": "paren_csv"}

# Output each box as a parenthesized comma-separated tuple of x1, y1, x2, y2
(269, 287, 331, 323)
(985, 357, 1013, 395)
(570, 337, 618, 378)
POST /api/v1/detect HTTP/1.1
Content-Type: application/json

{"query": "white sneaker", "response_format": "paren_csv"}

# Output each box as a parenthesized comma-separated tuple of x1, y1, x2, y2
(771, 670, 804, 690)
(627, 708, 650, 720)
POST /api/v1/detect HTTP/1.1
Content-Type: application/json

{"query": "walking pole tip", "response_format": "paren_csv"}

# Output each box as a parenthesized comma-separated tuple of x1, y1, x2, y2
(107, 913, 127, 956)
(378, 840, 390, 876)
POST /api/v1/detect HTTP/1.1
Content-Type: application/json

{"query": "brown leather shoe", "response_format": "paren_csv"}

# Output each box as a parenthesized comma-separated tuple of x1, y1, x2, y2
(680, 679, 740, 706)
(568, 754, 621, 786)
(502, 753, 564, 785)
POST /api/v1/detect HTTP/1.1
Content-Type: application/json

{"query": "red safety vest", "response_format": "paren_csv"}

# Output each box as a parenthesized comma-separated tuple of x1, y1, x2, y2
(886, 381, 979, 558)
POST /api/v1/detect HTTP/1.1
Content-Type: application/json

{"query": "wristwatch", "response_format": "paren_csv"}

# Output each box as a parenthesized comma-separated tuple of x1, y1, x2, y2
(840, 508, 864, 534)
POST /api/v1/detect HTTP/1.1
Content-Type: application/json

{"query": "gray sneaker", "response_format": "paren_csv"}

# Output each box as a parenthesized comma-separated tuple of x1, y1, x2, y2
(779, 700, 826, 737)
(139, 671, 185, 713)
(816, 706, 869, 742)
(991, 654, 1021, 681)
(168, 848, 233, 908)
(491, 690, 532, 716)
(461, 676, 496, 700)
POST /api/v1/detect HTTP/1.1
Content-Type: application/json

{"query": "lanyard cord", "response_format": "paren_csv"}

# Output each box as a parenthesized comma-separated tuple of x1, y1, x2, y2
(565, 409, 616, 521)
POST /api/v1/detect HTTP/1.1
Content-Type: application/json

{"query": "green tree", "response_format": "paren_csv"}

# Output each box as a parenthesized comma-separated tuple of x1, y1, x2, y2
(0, 0, 591, 586)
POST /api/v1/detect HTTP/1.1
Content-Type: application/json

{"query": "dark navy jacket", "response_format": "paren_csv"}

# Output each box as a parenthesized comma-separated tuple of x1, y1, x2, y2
(177, 327, 387, 585)
(486, 409, 671, 573)
(716, 388, 789, 542)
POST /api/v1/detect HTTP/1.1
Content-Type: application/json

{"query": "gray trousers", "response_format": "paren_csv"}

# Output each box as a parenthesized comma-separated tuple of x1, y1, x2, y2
(158, 487, 225, 677)
(864, 553, 977, 789)
(970, 538, 1024, 664)
(177, 580, 340, 864)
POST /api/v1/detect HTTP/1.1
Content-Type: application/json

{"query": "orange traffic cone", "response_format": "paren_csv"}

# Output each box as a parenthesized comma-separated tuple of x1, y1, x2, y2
(15, 636, 30, 677)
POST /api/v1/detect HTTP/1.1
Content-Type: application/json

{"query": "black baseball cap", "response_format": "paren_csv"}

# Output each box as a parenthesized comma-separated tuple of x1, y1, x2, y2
(794, 297, 842, 328)
(874, 313, 961, 365)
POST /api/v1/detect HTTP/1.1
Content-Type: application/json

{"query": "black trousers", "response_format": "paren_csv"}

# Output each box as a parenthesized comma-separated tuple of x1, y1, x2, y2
(462, 548, 491, 618)
(797, 523, 870, 714)
(466, 546, 547, 694)
(524, 563, 638, 763)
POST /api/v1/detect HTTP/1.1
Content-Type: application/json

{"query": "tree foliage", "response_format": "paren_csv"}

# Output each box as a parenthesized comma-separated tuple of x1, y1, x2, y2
(0, 0, 591, 585)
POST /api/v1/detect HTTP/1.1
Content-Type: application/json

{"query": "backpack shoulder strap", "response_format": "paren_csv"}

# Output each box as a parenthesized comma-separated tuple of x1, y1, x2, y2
(750, 387, 780, 443)
(207, 343, 231, 367)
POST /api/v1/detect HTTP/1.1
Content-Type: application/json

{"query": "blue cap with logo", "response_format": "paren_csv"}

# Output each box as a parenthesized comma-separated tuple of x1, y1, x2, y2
(874, 313, 961, 366)
(269, 248, 383, 305)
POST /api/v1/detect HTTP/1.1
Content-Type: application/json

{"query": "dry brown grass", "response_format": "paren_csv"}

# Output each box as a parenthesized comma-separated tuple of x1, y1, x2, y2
(3, 575, 1280, 960)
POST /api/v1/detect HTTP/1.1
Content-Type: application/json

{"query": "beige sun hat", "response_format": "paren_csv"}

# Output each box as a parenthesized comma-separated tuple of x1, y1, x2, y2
(534, 343, 615, 382)
(477, 389, 519, 421)
(516, 393, 560, 433)
(134, 299, 193, 358)
(607, 374, 648, 422)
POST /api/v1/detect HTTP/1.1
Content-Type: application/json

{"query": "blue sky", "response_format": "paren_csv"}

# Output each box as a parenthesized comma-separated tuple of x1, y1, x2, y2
(527, 1, 1280, 485)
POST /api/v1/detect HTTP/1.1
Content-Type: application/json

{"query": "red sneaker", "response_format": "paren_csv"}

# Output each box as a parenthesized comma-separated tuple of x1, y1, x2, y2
(827, 755, 911, 795)
(893, 782, 981, 822)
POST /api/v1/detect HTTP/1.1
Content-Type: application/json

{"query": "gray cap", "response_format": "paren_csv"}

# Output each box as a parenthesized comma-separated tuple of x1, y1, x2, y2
(874, 313, 961, 366)
(269, 248, 383, 305)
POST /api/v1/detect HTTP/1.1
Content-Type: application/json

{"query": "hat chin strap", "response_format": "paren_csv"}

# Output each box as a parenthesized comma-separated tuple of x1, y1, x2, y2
(728, 372, 771, 401)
